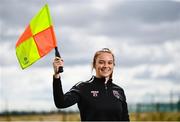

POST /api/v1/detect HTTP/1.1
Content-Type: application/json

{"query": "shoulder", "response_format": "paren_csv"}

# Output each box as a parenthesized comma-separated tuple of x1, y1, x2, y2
(112, 83, 124, 92)
(71, 77, 94, 90)
(112, 82, 127, 101)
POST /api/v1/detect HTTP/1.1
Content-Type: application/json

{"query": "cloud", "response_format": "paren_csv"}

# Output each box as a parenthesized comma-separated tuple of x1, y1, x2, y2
(112, 67, 180, 104)
(0, 65, 92, 111)
(0, 0, 180, 112)
(88, 0, 180, 44)
(111, 1, 180, 23)
(134, 63, 180, 83)
(119, 40, 180, 66)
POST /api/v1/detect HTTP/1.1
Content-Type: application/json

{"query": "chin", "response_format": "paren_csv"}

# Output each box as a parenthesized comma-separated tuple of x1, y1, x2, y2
(101, 74, 111, 78)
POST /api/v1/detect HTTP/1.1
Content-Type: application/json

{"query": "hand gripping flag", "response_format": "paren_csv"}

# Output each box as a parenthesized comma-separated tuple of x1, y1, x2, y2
(16, 4, 57, 69)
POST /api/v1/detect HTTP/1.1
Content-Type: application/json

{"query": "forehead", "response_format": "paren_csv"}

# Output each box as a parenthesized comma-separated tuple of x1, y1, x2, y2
(96, 52, 113, 60)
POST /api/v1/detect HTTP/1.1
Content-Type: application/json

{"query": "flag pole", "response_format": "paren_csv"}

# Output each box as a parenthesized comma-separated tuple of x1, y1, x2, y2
(55, 47, 64, 73)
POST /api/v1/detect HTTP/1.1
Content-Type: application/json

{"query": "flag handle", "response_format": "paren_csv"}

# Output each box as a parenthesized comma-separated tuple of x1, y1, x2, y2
(55, 47, 64, 73)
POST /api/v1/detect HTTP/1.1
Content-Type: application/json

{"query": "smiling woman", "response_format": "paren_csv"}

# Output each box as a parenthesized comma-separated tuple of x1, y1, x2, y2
(52, 48, 129, 121)
(92, 48, 115, 80)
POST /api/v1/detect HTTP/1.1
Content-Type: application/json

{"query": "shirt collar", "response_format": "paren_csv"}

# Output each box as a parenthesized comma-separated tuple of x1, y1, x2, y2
(92, 76, 113, 85)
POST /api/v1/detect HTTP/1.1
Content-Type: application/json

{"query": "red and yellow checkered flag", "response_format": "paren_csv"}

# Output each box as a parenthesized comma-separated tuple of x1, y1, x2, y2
(16, 4, 57, 69)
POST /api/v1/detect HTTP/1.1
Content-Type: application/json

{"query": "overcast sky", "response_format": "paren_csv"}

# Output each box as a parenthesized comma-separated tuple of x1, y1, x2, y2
(0, 0, 180, 112)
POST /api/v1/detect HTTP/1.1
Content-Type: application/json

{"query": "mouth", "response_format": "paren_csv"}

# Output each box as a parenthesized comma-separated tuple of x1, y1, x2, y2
(100, 68, 111, 73)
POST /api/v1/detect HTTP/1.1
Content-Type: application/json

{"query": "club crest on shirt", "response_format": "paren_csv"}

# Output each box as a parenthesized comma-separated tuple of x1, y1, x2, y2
(113, 90, 120, 99)
(91, 91, 99, 97)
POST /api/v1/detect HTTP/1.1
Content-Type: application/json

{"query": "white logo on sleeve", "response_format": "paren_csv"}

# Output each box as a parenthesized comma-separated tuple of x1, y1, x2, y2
(113, 90, 120, 99)
(91, 91, 99, 97)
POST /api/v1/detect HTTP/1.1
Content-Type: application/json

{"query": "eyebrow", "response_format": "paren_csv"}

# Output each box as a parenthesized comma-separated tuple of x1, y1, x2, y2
(98, 59, 113, 62)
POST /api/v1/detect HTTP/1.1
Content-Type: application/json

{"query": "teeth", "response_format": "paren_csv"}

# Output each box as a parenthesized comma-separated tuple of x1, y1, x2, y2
(101, 69, 109, 72)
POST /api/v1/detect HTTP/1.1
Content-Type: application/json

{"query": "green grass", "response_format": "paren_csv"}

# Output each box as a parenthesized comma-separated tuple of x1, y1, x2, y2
(0, 112, 180, 121)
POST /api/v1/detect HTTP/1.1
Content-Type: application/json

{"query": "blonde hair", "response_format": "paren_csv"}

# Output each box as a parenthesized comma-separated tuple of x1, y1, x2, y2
(92, 48, 115, 78)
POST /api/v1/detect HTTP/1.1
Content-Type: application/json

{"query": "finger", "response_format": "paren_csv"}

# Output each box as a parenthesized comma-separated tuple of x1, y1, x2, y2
(54, 57, 64, 62)
(54, 57, 60, 61)
(53, 60, 64, 66)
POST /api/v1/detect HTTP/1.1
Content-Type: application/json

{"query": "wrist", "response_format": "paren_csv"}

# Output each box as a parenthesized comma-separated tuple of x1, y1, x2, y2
(54, 73, 60, 79)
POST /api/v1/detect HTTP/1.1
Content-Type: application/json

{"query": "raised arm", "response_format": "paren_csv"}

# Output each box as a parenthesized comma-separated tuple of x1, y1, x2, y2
(52, 57, 80, 108)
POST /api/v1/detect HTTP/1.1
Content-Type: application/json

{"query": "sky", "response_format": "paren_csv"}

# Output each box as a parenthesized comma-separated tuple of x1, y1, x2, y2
(0, 0, 180, 112)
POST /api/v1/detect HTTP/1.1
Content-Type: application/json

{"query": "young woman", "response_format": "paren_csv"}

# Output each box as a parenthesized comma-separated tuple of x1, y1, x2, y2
(53, 48, 129, 121)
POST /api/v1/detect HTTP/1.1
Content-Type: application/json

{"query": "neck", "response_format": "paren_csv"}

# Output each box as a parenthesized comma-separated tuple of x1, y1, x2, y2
(95, 75, 110, 84)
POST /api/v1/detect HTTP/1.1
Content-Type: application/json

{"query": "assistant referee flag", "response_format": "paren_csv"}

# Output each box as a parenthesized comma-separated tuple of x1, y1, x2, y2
(16, 4, 57, 69)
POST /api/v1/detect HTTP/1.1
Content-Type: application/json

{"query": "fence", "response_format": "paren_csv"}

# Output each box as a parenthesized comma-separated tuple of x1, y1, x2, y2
(128, 100, 180, 112)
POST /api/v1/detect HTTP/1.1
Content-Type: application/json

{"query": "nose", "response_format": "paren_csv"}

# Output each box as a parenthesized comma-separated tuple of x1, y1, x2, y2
(103, 62, 109, 67)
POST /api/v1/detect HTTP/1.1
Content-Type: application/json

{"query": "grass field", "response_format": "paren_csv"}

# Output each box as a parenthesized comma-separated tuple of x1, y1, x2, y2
(0, 112, 180, 121)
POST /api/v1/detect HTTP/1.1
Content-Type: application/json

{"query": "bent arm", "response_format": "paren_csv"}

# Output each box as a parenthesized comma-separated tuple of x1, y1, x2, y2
(53, 76, 80, 108)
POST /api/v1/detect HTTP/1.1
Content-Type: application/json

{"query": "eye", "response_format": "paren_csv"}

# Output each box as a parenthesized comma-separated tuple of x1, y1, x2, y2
(108, 61, 113, 65)
(98, 60, 104, 64)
